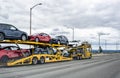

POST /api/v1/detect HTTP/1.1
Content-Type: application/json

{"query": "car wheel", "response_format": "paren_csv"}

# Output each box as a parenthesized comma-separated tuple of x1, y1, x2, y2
(21, 35, 27, 41)
(32, 57, 38, 65)
(1, 56, 9, 63)
(40, 57, 45, 64)
(49, 39, 53, 44)
(0, 33, 4, 41)
(57, 41, 61, 44)
(35, 38, 39, 42)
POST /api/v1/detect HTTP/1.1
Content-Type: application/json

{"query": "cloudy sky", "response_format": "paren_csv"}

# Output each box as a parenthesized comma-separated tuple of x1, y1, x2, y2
(0, 0, 120, 49)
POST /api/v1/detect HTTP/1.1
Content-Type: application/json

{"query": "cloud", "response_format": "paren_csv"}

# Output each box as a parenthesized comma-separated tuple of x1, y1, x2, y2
(0, 0, 120, 47)
(1, 0, 120, 29)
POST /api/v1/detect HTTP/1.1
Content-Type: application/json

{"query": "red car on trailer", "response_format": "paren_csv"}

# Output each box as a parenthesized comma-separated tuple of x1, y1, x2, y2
(29, 33, 51, 42)
(0, 46, 30, 63)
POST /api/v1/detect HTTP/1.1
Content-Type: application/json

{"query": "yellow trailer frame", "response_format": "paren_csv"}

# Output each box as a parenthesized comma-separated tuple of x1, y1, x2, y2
(0, 40, 72, 66)
(7, 54, 72, 66)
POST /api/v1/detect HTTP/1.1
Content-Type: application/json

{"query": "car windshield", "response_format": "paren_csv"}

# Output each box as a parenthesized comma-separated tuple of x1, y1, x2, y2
(32, 33, 44, 36)
(10, 46, 19, 50)
(32, 33, 39, 36)
(55, 36, 61, 39)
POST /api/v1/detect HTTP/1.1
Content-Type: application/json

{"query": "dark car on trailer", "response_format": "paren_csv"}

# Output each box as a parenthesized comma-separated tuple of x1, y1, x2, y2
(51, 35, 69, 45)
(0, 23, 28, 41)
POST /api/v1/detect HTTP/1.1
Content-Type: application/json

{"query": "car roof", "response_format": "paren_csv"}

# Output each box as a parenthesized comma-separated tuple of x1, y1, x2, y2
(56, 35, 66, 37)
(1, 46, 17, 49)
(32, 33, 48, 35)
(0, 23, 13, 26)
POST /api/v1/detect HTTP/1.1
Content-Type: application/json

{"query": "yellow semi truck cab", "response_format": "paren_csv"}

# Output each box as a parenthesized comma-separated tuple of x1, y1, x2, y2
(68, 41, 92, 60)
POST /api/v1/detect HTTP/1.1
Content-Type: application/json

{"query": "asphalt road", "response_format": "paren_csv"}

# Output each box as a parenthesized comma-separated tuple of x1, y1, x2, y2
(0, 53, 120, 78)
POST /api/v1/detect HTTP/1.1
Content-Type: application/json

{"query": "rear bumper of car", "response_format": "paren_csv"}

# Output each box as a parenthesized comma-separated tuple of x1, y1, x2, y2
(28, 36, 35, 41)
(51, 39, 58, 43)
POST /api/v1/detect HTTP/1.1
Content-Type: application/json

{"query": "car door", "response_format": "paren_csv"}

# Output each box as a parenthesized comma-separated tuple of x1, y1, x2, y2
(60, 36, 65, 44)
(2, 47, 19, 58)
(6, 26, 21, 38)
(9, 46, 20, 58)
(63, 36, 68, 44)
(43, 34, 50, 41)
(40, 33, 50, 42)
(39, 33, 45, 41)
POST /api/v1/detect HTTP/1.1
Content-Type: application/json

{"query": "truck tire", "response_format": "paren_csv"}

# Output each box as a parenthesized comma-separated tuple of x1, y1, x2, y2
(40, 57, 45, 64)
(32, 57, 38, 65)
(79, 56, 82, 60)
(89, 54, 92, 59)
(77, 56, 80, 60)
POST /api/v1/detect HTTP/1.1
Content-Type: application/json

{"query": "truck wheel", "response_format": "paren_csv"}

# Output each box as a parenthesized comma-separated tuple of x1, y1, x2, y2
(40, 57, 45, 64)
(79, 56, 82, 60)
(32, 57, 38, 65)
(89, 54, 92, 59)
(21, 35, 27, 41)
(77, 56, 80, 60)
(1, 56, 9, 63)
(0, 33, 4, 41)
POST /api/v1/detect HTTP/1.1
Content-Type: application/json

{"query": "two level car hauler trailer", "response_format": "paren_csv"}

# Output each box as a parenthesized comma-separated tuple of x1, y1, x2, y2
(0, 40, 72, 66)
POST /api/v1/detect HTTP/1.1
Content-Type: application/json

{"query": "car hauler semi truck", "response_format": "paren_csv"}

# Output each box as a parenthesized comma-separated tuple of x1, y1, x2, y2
(0, 40, 92, 66)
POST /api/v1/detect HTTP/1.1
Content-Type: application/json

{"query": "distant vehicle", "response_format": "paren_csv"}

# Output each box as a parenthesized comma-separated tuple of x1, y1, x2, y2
(0, 23, 28, 41)
(51, 35, 69, 45)
(0, 46, 30, 63)
(29, 33, 51, 42)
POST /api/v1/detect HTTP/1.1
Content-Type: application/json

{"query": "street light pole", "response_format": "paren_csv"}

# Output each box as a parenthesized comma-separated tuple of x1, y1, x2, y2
(116, 41, 118, 51)
(30, 3, 42, 35)
(98, 34, 100, 48)
(105, 40, 107, 50)
(98, 33, 102, 53)
(72, 27, 74, 41)
(98, 32, 110, 53)
(65, 25, 75, 41)
(30, 8, 32, 35)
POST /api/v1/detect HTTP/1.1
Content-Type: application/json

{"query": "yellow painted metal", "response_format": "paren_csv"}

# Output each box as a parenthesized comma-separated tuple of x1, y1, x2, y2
(0, 40, 91, 66)
(7, 54, 72, 66)
(68, 41, 92, 59)
(0, 40, 66, 47)
(0, 40, 72, 66)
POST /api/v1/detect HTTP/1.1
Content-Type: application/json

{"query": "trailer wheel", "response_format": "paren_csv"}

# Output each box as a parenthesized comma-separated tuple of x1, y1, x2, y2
(77, 56, 80, 60)
(40, 57, 45, 64)
(79, 56, 82, 60)
(32, 57, 38, 65)
(88, 54, 92, 59)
